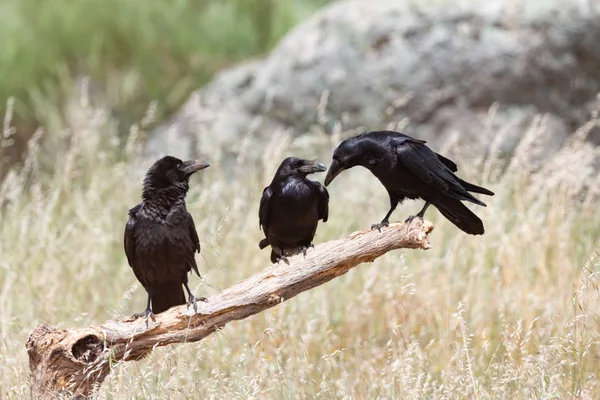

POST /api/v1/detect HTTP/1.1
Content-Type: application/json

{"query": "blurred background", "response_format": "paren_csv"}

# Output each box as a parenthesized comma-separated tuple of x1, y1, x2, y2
(1, 0, 600, 398)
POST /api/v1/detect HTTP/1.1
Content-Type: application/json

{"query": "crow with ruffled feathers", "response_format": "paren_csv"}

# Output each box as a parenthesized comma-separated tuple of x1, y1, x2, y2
(325, 131, 494, 234)
(259, 157, 329, 263)
(124, 156, 209, 323)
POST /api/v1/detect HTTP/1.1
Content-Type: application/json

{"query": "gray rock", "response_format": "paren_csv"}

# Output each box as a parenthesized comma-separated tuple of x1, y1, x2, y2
(146, 0, 600, 165)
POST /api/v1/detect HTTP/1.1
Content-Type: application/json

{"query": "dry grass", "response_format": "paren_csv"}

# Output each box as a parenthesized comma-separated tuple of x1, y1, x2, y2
(1, 96, 599, 399)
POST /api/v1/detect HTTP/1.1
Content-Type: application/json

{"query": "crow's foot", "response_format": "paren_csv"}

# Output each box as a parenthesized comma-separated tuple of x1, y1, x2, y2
(132, 308, 156, 328)
(276, 255, 290, 265)
(404, 214, 424, 231)
(298, 244, 314, 258)
(371, 220, 389, 232)
(187, 294, 198, 314)
(186, 294, 208, 314)
(404, 214, 424, 224)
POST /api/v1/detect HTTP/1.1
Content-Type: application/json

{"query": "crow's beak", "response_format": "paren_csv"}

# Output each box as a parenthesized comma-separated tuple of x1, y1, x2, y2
(182, 159, 210, 175)
(298, 160, 327, 174)
(324, 159, 344, 186)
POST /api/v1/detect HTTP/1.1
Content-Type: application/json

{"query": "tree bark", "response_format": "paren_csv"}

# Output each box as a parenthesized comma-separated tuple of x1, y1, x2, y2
(26, 219, 433, 399)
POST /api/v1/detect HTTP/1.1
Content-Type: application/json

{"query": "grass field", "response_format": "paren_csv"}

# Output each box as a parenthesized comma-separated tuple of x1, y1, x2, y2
(1, 94, 599, 399)
(0, 0, 331, 174)
(2, 1, 599, 398)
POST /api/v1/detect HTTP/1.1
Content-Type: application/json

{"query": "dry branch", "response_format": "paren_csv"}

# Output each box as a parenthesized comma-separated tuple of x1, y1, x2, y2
(26, 219, 434, 398)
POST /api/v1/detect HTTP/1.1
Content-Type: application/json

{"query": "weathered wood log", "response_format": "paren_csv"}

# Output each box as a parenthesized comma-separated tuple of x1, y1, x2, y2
(26, 219, 434, 399)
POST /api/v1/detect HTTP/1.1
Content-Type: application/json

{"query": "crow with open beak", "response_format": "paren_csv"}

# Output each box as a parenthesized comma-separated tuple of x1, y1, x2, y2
(325, 131, 494, 234)
(124, 156, 210, 324)
(259, 157, 329, 263)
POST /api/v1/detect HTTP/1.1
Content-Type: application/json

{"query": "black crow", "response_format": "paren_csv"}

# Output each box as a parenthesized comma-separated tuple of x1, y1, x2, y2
(259, 157, 329, 263)
(324, 130, 494, 234)
(124, 156, 209, 323)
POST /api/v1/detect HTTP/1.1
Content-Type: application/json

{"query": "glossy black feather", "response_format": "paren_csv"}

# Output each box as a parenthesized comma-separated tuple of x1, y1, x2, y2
(259, 157, 329, 263)
(124, 156, 206, 315)
(327, 131, 494, 235)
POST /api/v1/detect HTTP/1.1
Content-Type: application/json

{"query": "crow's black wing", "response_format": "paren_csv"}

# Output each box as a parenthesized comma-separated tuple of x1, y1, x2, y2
(386, 131, 457, 172)
(125, 204, 154, 287)
(185, 211, 202, 277)
(124, 204, 141, 269)
(187, 212, 201, 254)
(315, 182, 329, 222)
(394, 140, 463, 197)
(436, 153, 458, 172)
(258, 186, 273, 231)
(395, 140, 488, 206)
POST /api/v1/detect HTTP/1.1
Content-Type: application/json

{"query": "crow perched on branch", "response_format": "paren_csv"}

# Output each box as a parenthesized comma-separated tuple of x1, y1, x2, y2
(324, 130, 494, 235)
(259, 157, 329, 263)
(124, 156, 209, 323)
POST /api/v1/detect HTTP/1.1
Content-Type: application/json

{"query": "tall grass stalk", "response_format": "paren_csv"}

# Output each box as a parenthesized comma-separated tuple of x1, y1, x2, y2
(0, 99, 599, 399)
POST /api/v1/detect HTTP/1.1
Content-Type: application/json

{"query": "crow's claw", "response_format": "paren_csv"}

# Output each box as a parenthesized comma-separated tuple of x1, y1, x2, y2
(404, 214, 423, 225)
(299, 244, 314, 258)
(276, 255, 290, 265)
(132, 308, 156, 328)
(370, 220, 389, 232)
(187, 294, 200, 314)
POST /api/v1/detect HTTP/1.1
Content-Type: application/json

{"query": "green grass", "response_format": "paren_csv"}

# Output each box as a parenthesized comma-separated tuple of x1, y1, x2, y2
(0, 98, 599, 398)
(0, 0, 331, 160)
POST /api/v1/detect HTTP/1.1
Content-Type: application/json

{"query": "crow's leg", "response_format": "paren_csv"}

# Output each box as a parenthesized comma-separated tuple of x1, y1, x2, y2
(184, 282, 208, 315)
(371, 197, 399, 232)
(405, 201, 431, 225)
(132, 291, 156, 327)
(273, 247, 290, 265)
(297, 243, 314, 258)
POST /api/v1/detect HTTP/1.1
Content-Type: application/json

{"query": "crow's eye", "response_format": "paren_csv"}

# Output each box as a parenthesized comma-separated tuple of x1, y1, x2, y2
(177, 163, 183, 170)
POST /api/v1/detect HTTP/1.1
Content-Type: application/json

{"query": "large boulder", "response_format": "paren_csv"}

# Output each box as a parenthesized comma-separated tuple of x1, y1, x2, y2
(146, 0, 600, 164)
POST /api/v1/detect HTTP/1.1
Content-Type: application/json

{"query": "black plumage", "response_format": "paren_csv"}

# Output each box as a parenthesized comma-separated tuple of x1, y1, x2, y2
(259, 157, 329, 263)
(324, 130, 494, 235)
(124, 156, 209, 322)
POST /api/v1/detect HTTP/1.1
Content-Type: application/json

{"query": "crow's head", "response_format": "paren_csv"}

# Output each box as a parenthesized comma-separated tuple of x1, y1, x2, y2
(324, 135, 372, 186)
(142, 156, 209, 200)
(275, 157, 327, 180)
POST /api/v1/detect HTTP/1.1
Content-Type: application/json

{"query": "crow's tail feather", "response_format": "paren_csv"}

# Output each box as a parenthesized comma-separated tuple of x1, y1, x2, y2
(459, 178, 495, 197)
(151, 282, 186, 314)
(259, 238, 270, 249)
(434, 199, 485, 235)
